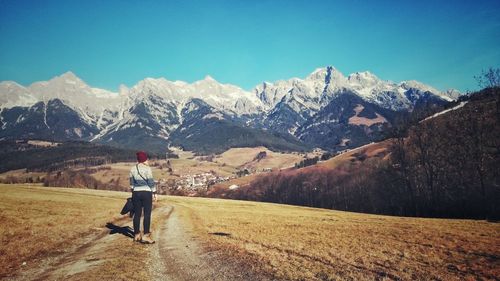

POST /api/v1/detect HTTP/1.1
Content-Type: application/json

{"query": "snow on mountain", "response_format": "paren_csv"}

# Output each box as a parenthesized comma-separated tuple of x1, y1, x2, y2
(1, 67, 458, 120)
(348, 71, 395, 98)
(399, 80, 440, 95)
(0, 67, 460, 151)
(443, 89, 461, 100)
(254, 80, 295, 110)
(0, 81, 38, 108)
(28, 72, 124, 124)
(91, 74, 264, 146)
(255, 67, 350, 112)
(190, 75, 263, 115)
(306, 66, 350, 93)
(128, 75, 263, 116)
(251, 66, 462, 135)
(421, 101, 469, 122)
(0, 72, 125, 129)
(256, 67, 459, 114)
(28, 71, 120, 104)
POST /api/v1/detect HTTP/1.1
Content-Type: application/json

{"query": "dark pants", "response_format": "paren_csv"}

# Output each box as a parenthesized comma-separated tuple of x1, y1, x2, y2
(132, 191, 152, 234)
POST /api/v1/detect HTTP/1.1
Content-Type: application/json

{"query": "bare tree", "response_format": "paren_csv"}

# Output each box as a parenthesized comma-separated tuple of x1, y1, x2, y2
(475, 67, 500, 88)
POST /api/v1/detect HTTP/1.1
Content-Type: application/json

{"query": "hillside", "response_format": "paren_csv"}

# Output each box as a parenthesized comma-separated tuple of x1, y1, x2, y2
(214, 146, 303, 170)
(2, 185, 498, 280)
(214, 88, 499, 219)
(0, 185, 148, 280)
(210, 140, 392, 209)
(316, 140, 392, 169)
(389, 87, 500, 218)
(168, 115, 309, 154)
(0, 145, 306, 196)
(0, 140, 142, 173)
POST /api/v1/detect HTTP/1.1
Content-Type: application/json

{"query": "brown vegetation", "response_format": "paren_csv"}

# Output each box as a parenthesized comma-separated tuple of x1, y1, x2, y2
(171, 196, 500, 281)
(214, 89, 500, 220)
(214, 146, 303, 170)
(348, 104, 388, 126)
(390, 88, 500, 218)
(216, 142, 390, 213)
(2, 184, 498, 280)
(42, 169, 127, 191)
(0, 184, 147, 279)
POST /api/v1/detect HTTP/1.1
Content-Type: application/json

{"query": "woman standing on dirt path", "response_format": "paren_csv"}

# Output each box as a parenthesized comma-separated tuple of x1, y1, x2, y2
(130, 151, 157, 244)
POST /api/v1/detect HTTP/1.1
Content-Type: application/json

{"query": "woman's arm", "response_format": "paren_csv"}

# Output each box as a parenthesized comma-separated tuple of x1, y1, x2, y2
(147, 167, 156, 192)
(147, 167, 157, 201)
(129, 170, 134, 192)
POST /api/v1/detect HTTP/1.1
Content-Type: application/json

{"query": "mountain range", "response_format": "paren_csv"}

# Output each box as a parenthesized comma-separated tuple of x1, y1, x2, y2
(0, 66, 459, 154)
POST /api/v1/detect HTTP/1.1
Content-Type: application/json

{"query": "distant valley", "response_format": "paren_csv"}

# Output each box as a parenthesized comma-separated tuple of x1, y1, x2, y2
(2, 66, 498, 220)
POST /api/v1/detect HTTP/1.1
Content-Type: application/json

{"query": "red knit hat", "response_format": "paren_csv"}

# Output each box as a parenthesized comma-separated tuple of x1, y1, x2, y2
(136, 151, 148, 163)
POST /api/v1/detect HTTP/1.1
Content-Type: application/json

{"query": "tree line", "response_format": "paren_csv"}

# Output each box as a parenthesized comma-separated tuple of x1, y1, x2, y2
(210, 88, 499, 220)
(390, 88, 499, 218)
(0, 141, 145, 173)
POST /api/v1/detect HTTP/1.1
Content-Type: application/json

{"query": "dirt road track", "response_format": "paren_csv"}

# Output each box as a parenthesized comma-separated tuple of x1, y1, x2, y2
(150, 205, 269, 281)
(4, 217, 128, 281)
(6, 204, 269, 281)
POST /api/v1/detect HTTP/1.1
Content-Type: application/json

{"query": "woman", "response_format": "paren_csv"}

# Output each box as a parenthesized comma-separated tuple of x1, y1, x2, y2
(129, 151, 157, 243)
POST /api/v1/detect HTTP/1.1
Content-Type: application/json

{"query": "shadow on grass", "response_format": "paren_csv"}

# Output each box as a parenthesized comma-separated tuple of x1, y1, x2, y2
(106, 222, 134, 239)
(210, 232, 231, 237)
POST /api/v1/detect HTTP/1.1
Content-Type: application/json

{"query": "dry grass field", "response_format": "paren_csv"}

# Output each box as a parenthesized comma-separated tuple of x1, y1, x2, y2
(214, 146, 304, 170)
(207, 147, 305, 189)
(209, 173, 260, 189)
(317, 140, 392, 170)
(78, 158, 235, 189)
(0, 184, 149, 280)
(0, 147, 304, 193)
(3, 184, 498, 280)
(0, 169, 46, 182)
(169, 196, 500, 281)
(167, 157, 235, 177)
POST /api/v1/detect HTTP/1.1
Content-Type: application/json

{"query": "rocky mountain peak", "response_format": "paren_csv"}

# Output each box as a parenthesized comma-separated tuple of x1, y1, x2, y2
(203, 75, 216, 82)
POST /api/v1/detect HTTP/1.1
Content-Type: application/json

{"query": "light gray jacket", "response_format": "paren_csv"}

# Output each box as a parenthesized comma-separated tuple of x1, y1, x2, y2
(129, 163, 156, 192)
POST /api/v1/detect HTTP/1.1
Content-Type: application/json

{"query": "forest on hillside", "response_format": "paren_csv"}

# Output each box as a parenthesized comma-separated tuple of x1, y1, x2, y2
(211, 87, 500, 220)
(0, 141, 143, 173)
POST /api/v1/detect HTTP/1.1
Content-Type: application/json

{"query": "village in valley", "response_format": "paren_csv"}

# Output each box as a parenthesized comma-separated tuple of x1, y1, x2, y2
(150, 147, 326, 196)
(154, 155, 278, 196)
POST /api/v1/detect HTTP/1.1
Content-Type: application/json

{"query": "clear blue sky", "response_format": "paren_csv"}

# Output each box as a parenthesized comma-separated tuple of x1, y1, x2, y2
(1, 0, 499, 92)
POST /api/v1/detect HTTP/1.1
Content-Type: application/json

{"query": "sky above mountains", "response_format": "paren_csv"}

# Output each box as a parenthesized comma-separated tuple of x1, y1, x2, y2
(0, 0, 499, 92)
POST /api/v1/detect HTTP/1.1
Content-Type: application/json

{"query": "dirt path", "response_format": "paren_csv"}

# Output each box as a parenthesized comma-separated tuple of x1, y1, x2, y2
(4, 217, 129, 281)
(7, 204, 269, 281)
(149, 204, 269, 281)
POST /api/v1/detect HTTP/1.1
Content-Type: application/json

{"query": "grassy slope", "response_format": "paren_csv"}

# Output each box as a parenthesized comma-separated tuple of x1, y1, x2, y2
(316, 140, 392, 170)
(209, 147, 304, 189)
(0, 184, 149, 280)
(2, 185, 499, 280)
(170, 196, 500, 281)
(214, 146, 303, 170)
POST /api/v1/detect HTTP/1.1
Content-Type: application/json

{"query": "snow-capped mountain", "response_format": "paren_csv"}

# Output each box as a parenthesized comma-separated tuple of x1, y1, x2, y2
(254, 66, 457, 134)
(0, 99, 99, 141)
(258, 66, 455, 112)
(0, 72, 124, 130)
(0, 81, 38, 108)
(0, 66, 458, 153)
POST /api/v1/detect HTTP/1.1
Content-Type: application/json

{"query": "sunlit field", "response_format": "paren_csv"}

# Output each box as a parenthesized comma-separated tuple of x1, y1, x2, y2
(2, 184, 498, 280)
(169, 196, 500, 281)
(0, 184, 148, 280)
(214, 146, 303, 170)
